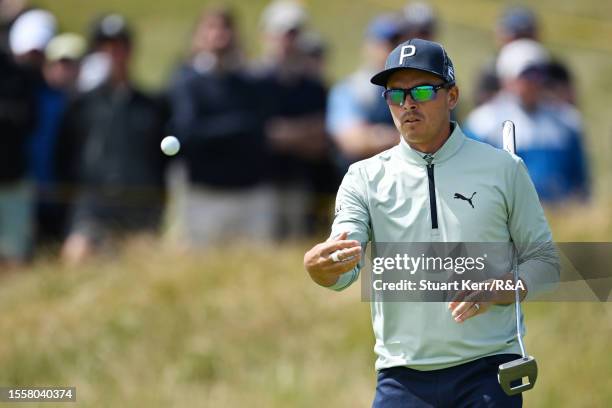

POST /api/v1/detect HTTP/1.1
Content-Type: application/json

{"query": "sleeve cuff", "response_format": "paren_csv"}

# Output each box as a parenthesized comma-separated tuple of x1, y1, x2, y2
(326, 268, 360, 291)
(518, 260, 560, 301)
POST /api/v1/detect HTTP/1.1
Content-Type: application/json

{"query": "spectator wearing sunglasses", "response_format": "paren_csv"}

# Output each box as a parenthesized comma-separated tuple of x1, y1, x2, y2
(465, 39, 589, 204)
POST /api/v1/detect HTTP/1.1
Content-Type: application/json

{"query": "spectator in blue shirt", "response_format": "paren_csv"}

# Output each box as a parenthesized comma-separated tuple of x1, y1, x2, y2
(465, 39, 589, 204)
(326, 14, 404, 173)
(29, 33, 85, 245)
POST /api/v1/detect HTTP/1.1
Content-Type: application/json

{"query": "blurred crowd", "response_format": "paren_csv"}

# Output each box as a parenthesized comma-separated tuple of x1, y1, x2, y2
(0, 0, 589, 267)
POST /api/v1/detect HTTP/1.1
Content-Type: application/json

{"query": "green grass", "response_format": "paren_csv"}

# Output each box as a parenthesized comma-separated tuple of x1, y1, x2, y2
(0, 241, 374, 407)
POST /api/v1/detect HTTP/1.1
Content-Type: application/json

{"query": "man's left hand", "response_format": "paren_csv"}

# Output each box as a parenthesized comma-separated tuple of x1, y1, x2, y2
(448, 275, 527, 323)
(448, 297, 492, 323)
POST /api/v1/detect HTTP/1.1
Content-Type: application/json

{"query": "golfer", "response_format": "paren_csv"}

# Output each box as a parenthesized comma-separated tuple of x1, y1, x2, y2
(304, 38, 559, 407)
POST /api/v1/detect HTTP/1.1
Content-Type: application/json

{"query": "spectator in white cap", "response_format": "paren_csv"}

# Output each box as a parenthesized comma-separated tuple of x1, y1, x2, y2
(259, 0, 308, 76)
(465, 39, 590, 204)
(260, 0, 307, 35)
(494, 39, 549, 111)
(257, 0, 331, 239)
(3, 8, 58, 255)
(44, 33, 86, 91)
(473, 6, 541, 107)
(9, 8, 56, 69)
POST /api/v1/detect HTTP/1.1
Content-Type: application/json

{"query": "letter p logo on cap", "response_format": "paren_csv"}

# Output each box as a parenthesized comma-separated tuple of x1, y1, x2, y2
(399, 45, 416, 65)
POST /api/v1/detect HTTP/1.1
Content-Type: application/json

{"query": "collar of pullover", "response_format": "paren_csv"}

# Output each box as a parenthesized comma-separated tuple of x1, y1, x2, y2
(397, 121, 466, 166)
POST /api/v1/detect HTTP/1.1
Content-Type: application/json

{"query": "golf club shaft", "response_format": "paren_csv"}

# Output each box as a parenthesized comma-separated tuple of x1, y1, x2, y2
(502, 120, 527, 358)
(513, 251, 527, 358)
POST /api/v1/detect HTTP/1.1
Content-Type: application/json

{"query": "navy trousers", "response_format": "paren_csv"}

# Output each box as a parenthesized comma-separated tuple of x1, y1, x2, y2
(372, 354, 523, 408)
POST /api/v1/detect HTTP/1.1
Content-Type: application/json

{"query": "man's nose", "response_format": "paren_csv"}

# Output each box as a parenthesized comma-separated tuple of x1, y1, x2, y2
(402, 97, 418, 110)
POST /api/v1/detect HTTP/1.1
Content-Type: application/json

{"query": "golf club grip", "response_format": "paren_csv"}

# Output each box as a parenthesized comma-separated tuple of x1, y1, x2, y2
(502, 120, 516, 155)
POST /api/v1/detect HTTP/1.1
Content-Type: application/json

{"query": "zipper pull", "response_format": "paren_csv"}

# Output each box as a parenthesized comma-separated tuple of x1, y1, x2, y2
(423, 154, 434, 167)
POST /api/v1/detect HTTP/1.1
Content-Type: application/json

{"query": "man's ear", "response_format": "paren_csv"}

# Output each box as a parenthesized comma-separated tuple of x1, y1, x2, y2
(447, 85, 459, 110)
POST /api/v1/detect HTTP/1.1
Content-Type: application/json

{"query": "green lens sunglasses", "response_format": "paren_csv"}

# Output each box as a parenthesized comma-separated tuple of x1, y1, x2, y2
(383, 83, 454, 106)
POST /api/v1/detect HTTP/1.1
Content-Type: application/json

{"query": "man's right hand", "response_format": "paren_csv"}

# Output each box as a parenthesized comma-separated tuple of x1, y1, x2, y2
(304, 231, 362, 287)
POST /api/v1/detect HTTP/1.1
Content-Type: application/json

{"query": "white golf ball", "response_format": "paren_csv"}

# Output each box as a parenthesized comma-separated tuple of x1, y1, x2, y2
(161, 136, 180, 156)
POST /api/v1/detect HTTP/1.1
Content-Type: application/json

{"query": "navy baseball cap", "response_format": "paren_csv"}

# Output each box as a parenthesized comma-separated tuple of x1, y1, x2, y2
(370, 38, 455, 87)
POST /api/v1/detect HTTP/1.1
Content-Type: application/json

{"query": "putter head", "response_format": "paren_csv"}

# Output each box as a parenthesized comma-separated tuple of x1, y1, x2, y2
(498, 356, 538, 396)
